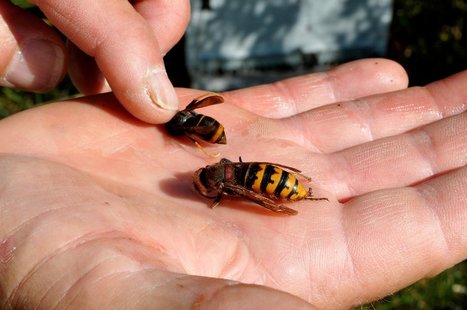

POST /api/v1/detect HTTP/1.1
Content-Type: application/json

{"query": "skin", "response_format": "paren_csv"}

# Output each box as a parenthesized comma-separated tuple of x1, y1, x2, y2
(0, 59, 466, 309)
(0, 0, 190, 123)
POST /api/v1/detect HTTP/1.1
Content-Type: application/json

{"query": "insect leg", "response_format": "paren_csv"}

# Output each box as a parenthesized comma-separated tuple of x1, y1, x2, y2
(186, 135, 220, 157)
(210, 192, 223, 209)
(195, 141, 220, 158)
(304, 188, 329, 201)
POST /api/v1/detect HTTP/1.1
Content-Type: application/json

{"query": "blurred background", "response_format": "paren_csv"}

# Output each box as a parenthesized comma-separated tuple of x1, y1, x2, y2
(166, 0, 466, 91)
(178, 0, 394, 91)
(1, 1, 466, 308)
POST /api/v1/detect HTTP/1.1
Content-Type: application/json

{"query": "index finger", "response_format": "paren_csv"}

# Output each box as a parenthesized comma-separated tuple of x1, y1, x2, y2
(33, 0, 189, 123)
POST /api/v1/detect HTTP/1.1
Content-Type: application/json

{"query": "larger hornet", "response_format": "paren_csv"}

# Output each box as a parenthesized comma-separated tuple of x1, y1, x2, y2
(193, 157, 328, 215)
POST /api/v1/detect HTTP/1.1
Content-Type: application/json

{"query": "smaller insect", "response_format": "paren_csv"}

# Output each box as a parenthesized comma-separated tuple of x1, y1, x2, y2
(165, 93, 226, 157)
(193, 157, 328, 215)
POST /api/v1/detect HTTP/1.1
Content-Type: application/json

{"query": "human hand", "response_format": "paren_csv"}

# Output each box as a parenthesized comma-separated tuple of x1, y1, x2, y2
(0, 0, 189, 123)
(1, 59, 466, 309)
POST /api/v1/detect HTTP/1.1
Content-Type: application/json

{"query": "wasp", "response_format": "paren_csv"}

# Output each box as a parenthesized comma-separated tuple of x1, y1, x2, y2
(193, 157, 328, 215)
(165, 93, 226, 157)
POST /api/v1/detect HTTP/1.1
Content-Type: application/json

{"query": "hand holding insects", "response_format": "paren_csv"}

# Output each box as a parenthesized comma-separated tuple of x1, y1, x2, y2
(0, 0, 189, 123)
(1, 59, 466, 309)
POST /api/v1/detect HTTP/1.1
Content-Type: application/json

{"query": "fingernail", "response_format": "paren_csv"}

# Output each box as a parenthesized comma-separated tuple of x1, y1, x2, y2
(4, 39, 65, 92)
(147, 67, 179, 111)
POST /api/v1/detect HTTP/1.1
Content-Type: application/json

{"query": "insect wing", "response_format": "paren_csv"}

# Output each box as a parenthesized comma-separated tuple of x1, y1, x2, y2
(224, 183, 298, 215)
(256, 162, 302, 174)
(236, 159, 311, 182)
(185, 93, 224, 111)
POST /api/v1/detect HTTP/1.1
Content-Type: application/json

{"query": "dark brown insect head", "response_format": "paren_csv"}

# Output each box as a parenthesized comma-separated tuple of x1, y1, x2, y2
(193, 159, 231, 199)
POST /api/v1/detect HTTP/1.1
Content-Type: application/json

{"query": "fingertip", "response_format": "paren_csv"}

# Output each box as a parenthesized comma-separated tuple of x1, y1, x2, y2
(147, 67, 180, 113)
(370, 58, 409, 89)
(0, 2, 67, 92)
(68, 43, 179, 124)
(328, 58, 409, 100)
(2, 38, 66, 92)
(72, 61, 179, 124)
(113, 80, 179, 124)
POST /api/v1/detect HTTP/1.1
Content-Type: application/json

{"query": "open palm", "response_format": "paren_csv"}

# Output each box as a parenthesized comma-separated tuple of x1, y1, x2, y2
(1, 59, 466, 309)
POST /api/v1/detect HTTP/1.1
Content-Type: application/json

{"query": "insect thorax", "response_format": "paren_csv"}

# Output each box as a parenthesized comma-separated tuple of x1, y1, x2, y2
(165, 111, 192, 136)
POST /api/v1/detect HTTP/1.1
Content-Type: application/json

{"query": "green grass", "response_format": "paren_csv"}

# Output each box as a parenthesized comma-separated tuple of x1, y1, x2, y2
(359, 262, 466, 309)
(1, 1, 466, 308)
(10, 0, 35, 9)
(0, 78, 77, 118)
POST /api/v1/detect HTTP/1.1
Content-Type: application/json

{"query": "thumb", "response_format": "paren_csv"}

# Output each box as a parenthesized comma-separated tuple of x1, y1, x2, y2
(34, 0, 183, 123)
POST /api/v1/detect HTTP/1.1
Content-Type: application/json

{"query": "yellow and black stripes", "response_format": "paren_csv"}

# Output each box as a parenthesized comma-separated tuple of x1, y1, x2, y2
(201, 116, 225, 144)
(165, 93, 226, 149)
(185, 114, 226, 144)
(238, 163, 307, 200)
(193, 157, 328, 215)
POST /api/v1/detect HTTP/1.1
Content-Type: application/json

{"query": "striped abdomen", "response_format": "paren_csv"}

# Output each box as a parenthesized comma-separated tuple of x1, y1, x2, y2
(237, 163, 308, 200)
(186, 114, 226, 144)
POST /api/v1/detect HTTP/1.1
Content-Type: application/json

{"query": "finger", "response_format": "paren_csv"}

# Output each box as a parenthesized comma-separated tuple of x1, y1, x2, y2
(223, 58, 408, 118)
(340, 165, 467, 307)
(67, 0, 190, 97)
(328, 111, 467, 199)
(67, 41, 111, 94)
(263, 69, 467, 153)
(33, 0, 187, 123)
(0, 1, 66, 92)
(132, 0, 190, 55)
